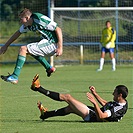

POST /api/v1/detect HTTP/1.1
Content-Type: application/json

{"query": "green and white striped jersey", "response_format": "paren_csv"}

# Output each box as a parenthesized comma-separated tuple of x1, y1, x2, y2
(19, 13, 58, 43)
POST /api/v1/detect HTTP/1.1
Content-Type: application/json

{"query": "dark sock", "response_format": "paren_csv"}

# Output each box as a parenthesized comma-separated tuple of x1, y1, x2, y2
(41, 107, 70, 120)
(37, 86, 62, 101)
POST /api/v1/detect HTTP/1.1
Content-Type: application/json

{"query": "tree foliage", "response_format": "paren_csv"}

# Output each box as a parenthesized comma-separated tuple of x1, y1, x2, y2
(0, 0, 133, 21)
(0, 0, 48, 21)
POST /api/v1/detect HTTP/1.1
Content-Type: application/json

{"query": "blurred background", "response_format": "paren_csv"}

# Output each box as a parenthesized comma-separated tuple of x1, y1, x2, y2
(0, 0, 133, 65)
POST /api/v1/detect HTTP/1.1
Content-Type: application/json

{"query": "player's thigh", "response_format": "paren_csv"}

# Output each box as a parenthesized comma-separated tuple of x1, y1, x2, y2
(27, 42, 43, 56)
(38, 39, 57, 56)
(101, 52, 105, 58)
(101, 47, 106, 58)
(109, 53, 115, 59)
(61, 94, 89, 118)
(27, 39, 56, 56)
(109, 48, 115, 59)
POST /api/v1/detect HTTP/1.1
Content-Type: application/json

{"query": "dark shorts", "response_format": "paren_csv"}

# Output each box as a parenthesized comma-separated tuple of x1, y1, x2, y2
(83, 106, 98, 122)
(101, 47, 114, 53)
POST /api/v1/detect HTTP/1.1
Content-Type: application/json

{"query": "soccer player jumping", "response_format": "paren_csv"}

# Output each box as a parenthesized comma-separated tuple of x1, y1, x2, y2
(31, 74, 128, 122)
(0, 8, 63, 84)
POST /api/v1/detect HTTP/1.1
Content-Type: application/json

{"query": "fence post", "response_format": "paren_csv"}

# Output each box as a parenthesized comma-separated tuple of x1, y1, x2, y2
(80, 45, 83, 64)
(115, 0, 119, 63)
(50, 0, 54, 66)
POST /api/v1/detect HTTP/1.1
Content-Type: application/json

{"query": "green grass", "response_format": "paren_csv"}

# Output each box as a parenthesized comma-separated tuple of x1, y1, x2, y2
(0, 65, 133, 133)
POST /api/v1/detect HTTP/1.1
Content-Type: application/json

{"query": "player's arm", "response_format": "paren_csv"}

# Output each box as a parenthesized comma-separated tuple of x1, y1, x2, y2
(44, 16, 63, 56)
(106, 29, 116, 49)
(86, 92, 108, 119)
(89, 86, 107, 106)
(55, 26, 63, 56)
(0, 30, 21, 54)
(5, 30, 21, 47)
(110, 29, 116, 42)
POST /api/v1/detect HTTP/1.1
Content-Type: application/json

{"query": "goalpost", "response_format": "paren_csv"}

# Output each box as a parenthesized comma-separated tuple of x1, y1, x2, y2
(50, 6, 133, 66)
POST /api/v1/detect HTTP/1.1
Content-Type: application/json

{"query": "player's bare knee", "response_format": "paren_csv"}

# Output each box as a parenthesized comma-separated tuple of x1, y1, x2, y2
(19, 46, 28, 54)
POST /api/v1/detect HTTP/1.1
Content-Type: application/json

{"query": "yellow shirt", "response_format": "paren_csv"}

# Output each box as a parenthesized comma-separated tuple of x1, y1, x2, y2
(100, 27, 116, 48)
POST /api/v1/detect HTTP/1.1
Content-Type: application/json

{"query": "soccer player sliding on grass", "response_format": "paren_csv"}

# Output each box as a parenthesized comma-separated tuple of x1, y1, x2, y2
(0, 8, 63, 84)
(31, 74, 128, 122)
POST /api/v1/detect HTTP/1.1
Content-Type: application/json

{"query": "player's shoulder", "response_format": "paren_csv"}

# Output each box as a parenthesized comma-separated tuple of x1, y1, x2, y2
(32, 13, 44, 19)
(110, 27, 116, 34)
(32, 12, 51, 21)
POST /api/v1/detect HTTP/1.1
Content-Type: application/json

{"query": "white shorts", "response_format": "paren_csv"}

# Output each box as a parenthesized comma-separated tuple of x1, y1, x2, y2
(27, 39, 57, 56)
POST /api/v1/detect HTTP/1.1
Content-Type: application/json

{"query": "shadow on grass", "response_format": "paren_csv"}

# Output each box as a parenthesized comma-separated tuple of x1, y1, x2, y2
(1, 119, 83, 123)
(128, 108, 133, 109)
(1, 119, 115, 124)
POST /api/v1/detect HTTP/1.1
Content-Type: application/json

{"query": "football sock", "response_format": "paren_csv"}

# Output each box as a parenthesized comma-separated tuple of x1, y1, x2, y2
(99, 58, 104, 69)
(112, 58, 116, 69)
(37, 86, 62, 101)
(42, 107, 70, 119)
(12, 55, 26, 78)
(32, 55, 51, 70)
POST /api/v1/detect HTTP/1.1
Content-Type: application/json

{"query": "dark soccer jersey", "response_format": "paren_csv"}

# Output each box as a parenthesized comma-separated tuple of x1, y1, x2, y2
(101, 101, 128, 122)
(88, 101, 128, 122)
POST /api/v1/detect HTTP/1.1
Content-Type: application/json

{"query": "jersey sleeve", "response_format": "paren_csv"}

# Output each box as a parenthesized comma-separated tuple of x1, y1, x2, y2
(19, 25, 29, 33)
(46, 21, 57, 31)
(104, 110, 111, 117)
(110, 29, 116, 42)
(40, 15, 57, 31)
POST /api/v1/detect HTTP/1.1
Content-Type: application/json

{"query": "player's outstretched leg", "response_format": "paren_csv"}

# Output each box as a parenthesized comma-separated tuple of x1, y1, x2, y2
(37, 101, 70, 121)
(32, 55, 56, 77)
(31, 74, 61, 101)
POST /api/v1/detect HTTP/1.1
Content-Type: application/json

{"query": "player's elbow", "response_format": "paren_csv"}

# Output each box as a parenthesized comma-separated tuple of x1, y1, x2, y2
(101, 101, 107, 106)
(99, 115, 105, 119)
(99, 112, 108, 119)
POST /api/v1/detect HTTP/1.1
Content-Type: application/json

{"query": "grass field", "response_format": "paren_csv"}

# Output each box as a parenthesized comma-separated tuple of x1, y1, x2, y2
(0, 65, 133, 133)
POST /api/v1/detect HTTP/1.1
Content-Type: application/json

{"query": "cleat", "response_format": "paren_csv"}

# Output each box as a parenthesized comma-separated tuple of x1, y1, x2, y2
(37, 101, 48, 120)
(31, 74, 40, 91)
(1, 73, 18, 84)
(112, 68, 116, 71)
(46, 67, 56, 77)
(96, 68, 102, 72)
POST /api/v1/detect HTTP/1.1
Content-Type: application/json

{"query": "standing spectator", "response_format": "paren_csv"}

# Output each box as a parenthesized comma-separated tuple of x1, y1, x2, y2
(97, 21, 116, 71)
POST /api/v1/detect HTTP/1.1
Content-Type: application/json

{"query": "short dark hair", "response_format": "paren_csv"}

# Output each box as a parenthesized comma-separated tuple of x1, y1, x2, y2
(115, 85, 128, 99)
(19, 8, 32, 17)
(106, 20, 111, 25)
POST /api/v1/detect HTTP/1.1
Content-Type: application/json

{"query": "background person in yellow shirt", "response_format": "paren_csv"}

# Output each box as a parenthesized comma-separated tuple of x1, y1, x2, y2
(97, 21, 116, 71)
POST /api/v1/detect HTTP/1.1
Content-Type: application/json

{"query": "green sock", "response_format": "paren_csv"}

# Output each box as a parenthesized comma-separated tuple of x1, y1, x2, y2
(12, 55, 26, 78)
(32, 55, 51, 70)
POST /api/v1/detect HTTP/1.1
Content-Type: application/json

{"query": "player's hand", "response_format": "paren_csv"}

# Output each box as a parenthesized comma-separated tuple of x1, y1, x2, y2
(0, 45, 8, 55)
(86, 92, 96, 104)
(89, 86, 96, 95)
(55, 47, 63, 57)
